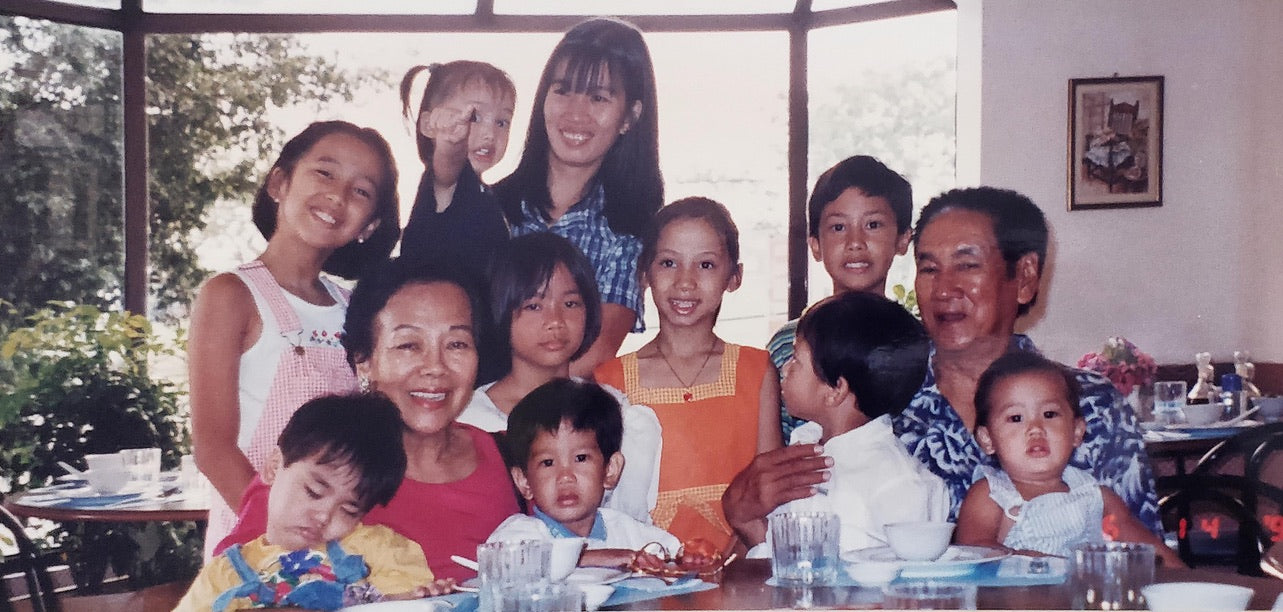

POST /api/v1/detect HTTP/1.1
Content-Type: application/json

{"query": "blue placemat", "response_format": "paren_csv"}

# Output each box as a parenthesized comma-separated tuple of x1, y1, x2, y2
(405, 577, 715, 611)
(602, 576, 717, 607)
(766, 556, 1066, 588)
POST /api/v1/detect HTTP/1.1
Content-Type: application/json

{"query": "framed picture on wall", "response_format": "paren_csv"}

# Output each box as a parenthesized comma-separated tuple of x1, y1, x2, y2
(1067, 75, 1164, 210)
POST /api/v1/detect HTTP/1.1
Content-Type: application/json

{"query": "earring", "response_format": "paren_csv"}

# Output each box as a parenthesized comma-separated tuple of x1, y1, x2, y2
(357, 235, 367, 244)
(359, 376, 371, 393)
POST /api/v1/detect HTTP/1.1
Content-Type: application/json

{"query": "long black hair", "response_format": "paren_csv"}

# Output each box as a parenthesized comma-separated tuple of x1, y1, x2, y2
(495, 17, 662, 238)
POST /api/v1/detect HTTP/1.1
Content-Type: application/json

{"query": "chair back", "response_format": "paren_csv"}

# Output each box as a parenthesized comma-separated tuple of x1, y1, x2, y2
(1158, 423, 1283, 575)
(1, 504, 63, 612)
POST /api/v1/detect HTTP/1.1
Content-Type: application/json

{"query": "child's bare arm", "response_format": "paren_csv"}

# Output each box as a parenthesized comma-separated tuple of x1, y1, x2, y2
(1101, 487, 1186, 568)
(955, 479, 1007, 550)
(580, 548, 661, 569)
(757, 363, 784, 453)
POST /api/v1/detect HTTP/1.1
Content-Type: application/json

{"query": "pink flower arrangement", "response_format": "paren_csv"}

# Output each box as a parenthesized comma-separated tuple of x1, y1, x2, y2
(1078, 336, 1158, 396)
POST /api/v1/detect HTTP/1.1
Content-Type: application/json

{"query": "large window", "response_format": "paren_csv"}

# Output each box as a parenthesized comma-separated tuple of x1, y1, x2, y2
(0, 16, 125, 315)
(2, 4, 957, 351)
(807, 10, 957, 307)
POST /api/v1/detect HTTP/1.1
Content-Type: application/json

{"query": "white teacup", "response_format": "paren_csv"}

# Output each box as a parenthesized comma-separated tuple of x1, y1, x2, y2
(83, 467, 131, 494)
(84, 453, 124, 472)
(549, 537, 586, 581)
(884, 521, 955, 562)
(1181, 402, 1222, 426)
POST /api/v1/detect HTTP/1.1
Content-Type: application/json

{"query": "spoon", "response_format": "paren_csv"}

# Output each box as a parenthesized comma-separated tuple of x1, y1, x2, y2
(450, 555, 479, 572)
(57, 461, 86, 476)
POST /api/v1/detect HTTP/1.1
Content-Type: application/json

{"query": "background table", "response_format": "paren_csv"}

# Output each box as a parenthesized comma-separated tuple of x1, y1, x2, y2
(610, 558, 1283, 610)
(5, 491, 209, 523)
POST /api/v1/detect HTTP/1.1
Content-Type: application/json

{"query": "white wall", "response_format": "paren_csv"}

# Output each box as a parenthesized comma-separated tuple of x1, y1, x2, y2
(957, 0, 1283, 366)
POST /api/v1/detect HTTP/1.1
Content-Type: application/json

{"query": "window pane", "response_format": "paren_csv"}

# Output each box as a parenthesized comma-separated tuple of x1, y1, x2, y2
(807, 11, 956, 308)
(0, 16, 124, 315)
(144, 0, 475, 14)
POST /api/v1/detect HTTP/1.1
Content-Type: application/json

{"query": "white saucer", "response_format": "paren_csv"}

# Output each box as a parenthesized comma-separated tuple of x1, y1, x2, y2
(565, 567, 631, 585)
(844, 545, 1008, 578)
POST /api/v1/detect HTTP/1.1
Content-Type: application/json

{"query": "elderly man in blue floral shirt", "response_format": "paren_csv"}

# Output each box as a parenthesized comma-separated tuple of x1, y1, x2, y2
(720, 186, 1160, 543)
(895, 187, 1160, 532)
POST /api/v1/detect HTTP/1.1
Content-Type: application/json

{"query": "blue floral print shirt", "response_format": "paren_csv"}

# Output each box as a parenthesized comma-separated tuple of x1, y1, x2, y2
(893, 335, 1161, 533)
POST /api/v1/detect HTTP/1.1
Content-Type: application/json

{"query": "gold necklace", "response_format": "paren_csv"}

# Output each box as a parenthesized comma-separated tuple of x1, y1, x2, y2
(656, 338, 718, 402)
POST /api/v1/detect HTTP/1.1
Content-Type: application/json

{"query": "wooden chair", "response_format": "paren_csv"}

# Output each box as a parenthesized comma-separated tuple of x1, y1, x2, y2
(3, 503, 190, 612)
(1, 505, 62, 612)
(1108, 99, 1139, 139)
(1158, 423, 1283, 574)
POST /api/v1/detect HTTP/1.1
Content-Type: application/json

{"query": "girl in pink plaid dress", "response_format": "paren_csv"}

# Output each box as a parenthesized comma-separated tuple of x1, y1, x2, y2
(187, 121, 401, 558)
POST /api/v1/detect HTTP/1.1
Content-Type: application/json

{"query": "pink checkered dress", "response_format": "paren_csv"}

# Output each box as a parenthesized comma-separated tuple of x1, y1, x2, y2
(204, 260, 358, 558)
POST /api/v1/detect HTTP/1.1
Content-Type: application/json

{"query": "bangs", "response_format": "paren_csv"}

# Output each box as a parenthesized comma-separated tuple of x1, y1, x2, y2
(552, 53, 623, 95)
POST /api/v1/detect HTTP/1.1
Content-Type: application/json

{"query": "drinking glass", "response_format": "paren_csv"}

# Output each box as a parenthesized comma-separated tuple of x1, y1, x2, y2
(1070, 541, 1154, 610)
(1153, 381, 1187, 425)
(118, 448, 161, 486)
(883, 581, 977, 609)
(768, 511, 840, 586)
(494, 582, 584, 612)
(477, 540, 552, 612)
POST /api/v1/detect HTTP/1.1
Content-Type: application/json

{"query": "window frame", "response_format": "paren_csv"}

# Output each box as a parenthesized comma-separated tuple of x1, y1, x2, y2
(2, 0, 955, 317)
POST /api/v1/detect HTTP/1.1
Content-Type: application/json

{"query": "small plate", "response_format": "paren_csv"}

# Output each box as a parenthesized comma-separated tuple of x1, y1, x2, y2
(844, 545, 1009, 578)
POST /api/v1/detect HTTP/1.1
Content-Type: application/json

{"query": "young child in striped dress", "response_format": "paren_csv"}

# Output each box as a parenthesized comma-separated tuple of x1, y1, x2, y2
(955, 352, 1184, 566)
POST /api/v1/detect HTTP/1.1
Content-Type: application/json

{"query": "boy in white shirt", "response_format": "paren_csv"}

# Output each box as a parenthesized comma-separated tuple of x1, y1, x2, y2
(488, 379, 680, 567)
(750, 292, 949, 557)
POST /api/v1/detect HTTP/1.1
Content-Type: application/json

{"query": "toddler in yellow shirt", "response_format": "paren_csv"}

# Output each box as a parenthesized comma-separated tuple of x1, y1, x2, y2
(177, 393, 444, 611)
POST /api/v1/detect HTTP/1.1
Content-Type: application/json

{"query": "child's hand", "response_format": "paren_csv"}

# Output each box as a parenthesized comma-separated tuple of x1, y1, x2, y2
(409, 578, 458, 598)
(423, 104, 475, 145)
(579, 548, 640, 569)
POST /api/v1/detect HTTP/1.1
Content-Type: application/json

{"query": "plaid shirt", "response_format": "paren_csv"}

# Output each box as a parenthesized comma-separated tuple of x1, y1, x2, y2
(510, 183, 645, 331)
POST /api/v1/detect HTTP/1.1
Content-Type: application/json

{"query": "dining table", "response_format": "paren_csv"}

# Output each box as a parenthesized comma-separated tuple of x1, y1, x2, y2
(4, 483, 210, 523)
(608, 558, 1283, 610)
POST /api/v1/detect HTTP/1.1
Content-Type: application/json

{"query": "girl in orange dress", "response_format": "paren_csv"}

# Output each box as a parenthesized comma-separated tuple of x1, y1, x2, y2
(594, 197, 781, 553)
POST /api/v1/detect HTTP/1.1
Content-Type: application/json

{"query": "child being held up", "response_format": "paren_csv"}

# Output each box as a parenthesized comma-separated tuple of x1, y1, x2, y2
(955, 352, 1185, 566)
(488, 378, 680, 568)
(178, 394, 451, 611)
(748, 292, 949, 557)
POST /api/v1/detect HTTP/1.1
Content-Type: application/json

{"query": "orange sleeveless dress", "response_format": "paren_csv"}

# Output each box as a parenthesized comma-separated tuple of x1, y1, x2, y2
(595, 344, 767, 552)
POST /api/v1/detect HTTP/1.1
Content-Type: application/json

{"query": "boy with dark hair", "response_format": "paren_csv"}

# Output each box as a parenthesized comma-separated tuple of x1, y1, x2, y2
(766, 155, 915, 439)
(749, 292, 948, 557)
(489, 378, 679, 567)
(178, 394, 442, 611)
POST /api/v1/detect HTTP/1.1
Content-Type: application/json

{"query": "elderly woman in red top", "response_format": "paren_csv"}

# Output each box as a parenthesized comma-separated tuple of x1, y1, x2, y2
(215, 259, 520, 583)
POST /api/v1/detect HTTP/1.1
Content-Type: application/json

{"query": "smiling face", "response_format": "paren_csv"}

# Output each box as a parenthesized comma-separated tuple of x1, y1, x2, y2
(512, 422, 623, 537)
(913, 208, 1039, 355)
(976, 370, 1085, 488)
(268, 132, 382, 249)
(356, 281, 478, 437)
(509, 263, 588, 374)
(541, 61, 639, 174)
(809, 188, 911, 295)
(263, 451, 364, 551)
(645, 216, 742, 330)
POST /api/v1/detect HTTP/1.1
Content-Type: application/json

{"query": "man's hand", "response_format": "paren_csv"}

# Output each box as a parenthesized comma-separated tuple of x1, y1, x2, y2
(721, 444, 831, 547)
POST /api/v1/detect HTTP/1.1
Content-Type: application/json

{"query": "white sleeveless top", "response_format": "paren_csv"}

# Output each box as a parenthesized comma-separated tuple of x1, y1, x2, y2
(232, 269, 349, 450)
(982, 464, 1105, 557)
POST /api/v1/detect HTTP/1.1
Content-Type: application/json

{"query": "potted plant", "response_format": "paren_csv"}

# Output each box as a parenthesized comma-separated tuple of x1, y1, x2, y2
(0, 300, 200, 591)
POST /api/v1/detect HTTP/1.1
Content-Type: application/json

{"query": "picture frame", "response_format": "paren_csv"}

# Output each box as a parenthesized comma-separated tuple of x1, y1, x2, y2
(1067, 75, 1164, 210)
